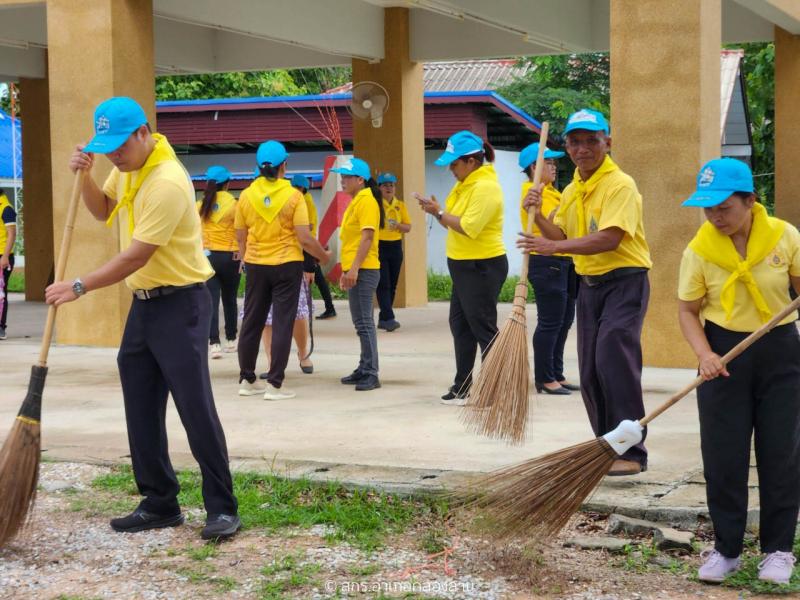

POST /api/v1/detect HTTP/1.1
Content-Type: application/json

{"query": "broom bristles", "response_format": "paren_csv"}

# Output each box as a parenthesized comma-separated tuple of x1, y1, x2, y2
(0, 417, 41, 547)
(456, 436, 617, 541)
(461, 301, 530, 445)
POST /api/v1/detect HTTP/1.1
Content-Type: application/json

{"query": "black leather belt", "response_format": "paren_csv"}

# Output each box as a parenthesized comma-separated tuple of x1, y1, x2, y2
(132, 282, 205, 300)
(581, 267, 648, 288)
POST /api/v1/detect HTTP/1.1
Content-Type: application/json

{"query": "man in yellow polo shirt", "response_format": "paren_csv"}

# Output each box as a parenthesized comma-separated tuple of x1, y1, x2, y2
(46, 97, 240, 540)
(518, 109, 652, 476)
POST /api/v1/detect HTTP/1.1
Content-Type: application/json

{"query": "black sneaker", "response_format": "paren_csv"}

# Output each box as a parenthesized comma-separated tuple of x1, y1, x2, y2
(201, 514, 241, 540)
(377, 320, 389, 330)
(355, 375, 381, 391)
(110, 508, 184, 533)
(259, 372, 269, 380)
(441, 386, 468, 401)
(0, 326, 6, 340)
(385, 320, 401, 332)
(341, 370, 366, 384)
(316, 309, 337, 320)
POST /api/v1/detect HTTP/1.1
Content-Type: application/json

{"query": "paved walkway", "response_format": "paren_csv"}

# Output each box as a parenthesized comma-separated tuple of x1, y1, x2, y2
(0, 293, 761, 528)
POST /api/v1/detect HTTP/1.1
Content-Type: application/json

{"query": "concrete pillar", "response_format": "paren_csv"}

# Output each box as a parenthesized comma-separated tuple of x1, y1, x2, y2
(352, 7, 427, 307)
(610, 0, 721, 368)
(46, 0, 155, 346)
(19, 74, 54, 302)
(774, 27, 800, 225)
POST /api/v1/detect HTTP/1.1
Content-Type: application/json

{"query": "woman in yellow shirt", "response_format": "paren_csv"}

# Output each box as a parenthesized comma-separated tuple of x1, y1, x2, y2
(417, 130, 508, 405)
(331, 157, 384, 392)
(376, 172, 412, 332)
(197, 165, 239, 359)
(235, 140, 330, 401)
(678, 158, 800, 585)
(518, 142, 578, 396)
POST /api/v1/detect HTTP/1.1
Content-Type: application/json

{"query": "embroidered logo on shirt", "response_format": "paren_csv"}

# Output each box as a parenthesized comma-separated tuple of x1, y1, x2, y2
(263, 196, 271, 207)
(96, 115, 111, 134)
(699, 167, 715, 187)
(589, 216, 599, 233)
(213, 203, 219, 212)
(767, 250, 786, 268)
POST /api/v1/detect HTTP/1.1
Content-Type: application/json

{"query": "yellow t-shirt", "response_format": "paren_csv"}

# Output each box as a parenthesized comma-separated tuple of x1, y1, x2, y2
(0, 193, 15, 251)
(445, 164, 506, 261)
(103, 162, 214, 291)
(554, 168, 652, 276)
(678, 224, 800, 332)
(379, 197, 411, 242)
(340, 188, 380, 271)
(234, 180, 308, 265)
(303, 192, 318, 237)
(519, 182, 567, 256)
(196, 191, 238, 252)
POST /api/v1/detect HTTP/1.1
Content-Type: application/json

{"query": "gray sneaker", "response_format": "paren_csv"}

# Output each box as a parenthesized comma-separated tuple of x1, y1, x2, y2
(758, 551, 796, 584)
(698, 548, 741, 582)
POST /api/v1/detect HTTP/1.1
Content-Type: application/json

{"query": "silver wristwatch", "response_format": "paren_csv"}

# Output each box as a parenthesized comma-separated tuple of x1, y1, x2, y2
(436, 210, 444, 221)
(72, 277, 87, 297)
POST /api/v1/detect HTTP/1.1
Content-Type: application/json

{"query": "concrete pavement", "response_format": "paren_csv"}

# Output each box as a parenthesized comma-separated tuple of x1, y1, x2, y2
(0, 293, 761, 528)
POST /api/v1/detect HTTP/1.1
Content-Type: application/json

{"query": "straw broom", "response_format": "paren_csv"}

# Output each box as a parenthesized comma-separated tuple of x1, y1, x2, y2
(464, 293, 800, 540)
(0, 171, 83, 547)
(460, 122, 550, 445)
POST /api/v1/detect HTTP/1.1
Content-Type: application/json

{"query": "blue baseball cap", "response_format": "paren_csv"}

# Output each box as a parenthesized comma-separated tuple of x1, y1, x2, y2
(518, 142, 565, 170)
(377, 172, 397, 185)
(330, 157, 371, 180)
(256, 140, 288, 167)
(83, 97, 148, 153)
(205, 165, 232, 183)
(563, 109, 610, 135)
(682, 158, 754, 208)
(291, 174, 310, 189)
(435, 130, 484, 166)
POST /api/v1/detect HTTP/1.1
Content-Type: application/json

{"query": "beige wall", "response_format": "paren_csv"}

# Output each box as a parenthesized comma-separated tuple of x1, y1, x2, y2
(352, 7, 427, 307)
(774, 26, 800, 225)
(46, 0, 155, 346)
(19, 74, 53, 302)
(610, 0, 721, 367)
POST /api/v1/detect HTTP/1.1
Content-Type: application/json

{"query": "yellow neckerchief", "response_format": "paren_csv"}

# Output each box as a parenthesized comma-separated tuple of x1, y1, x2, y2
(202, 190, 236, 224)
(382, 196, 403, 223)
(106, 133, 179, 234)
(689, 202, 786, 324)
(247, 176, 294, 223)
(445, 164, 498, 212)
(558, 155, 620, 236)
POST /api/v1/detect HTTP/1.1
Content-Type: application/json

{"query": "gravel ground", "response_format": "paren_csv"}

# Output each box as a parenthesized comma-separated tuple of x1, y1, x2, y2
(0, 462, 764, 600)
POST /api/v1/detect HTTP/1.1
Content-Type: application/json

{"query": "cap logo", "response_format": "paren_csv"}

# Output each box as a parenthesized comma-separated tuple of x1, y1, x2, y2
(446, 142, 455, 153)
(569, 110, 598, 125)
(340, 160, 353, 171)
(699, 167, 715, 187)
(96, 115, 111, 134)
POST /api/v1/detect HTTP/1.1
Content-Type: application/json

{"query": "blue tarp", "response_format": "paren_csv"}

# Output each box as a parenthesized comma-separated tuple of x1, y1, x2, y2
(0, 108, 22, 180)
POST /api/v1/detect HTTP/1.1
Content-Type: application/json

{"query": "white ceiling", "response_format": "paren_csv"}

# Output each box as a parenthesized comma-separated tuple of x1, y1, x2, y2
(0, 0, 797, 82)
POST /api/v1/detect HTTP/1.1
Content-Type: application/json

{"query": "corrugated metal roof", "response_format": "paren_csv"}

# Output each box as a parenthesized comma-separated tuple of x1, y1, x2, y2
(326, 59, 528, 93)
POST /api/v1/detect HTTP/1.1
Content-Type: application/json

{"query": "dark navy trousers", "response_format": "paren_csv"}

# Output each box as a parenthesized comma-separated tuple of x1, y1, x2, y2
(377, 240, 403, 322)
(118, 285, 237, 517)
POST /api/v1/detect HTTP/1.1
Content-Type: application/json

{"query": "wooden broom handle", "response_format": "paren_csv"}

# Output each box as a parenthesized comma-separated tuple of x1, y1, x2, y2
(38, 170, 84, 367)
(517, 122, 549, 284)
(640, 293, 800, 426)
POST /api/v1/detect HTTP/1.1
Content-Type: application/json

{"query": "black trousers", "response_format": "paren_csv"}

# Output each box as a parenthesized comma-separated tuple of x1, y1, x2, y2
(698, 321, 800, 557)
(528, 255, 577, 384)
(447, 255, 508, 392)
(238, 261, 303, 387)
(577, 271, 649, 466)
(117, 285, 237, 517)
(1, 252, 13, 329)
(377, 240, 403, 322)
(207, 251, 241, 344)
(314, 263, 335, 313)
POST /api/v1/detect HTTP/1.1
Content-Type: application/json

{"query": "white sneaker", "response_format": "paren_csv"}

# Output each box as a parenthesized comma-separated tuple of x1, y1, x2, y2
(210, 343, 222, 359)
(263, 383, 296, 401)
(440, 397, 467, 406)
(223, 339, 237, 353)
(238, 379, 265, 396)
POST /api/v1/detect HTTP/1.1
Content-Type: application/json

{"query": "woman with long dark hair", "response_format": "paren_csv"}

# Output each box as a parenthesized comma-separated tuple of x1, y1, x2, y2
(197, 165, 240, 359)
(332, 157, 384, 391)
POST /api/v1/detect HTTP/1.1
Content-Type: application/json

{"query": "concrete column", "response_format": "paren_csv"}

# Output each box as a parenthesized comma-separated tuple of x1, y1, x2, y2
(46, 0, 155, 346)
(774, 26, 800, 225)
(610, 0, 721, 368)
(352, 7, 427, 307)
(19, 74, 54, 302)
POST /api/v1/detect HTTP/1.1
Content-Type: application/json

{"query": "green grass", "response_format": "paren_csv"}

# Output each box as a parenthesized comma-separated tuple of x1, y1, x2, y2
(186, 542, 218, 561)
(90, 465, 445, 552)
(259, 552, 321, 600)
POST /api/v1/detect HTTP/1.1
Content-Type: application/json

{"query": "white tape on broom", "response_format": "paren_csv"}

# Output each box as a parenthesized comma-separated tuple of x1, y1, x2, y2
(602, 420, 644, 456)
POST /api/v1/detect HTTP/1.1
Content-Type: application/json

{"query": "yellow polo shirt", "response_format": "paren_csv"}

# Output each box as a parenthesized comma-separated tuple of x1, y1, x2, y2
(554, 168, 652, 276)
(0, 193, 15, 251)
(379, 197, 411, 242)
(678, 224, 800, 332)
(103, 162, 213, 291)
(340, 188, 380, 271)
(445, 164, 506, 261)
(520, 182, 567, 256)
(235, 181, 308, 265)
(196, 191, 238, 252)
(303, 192, 318, 237)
